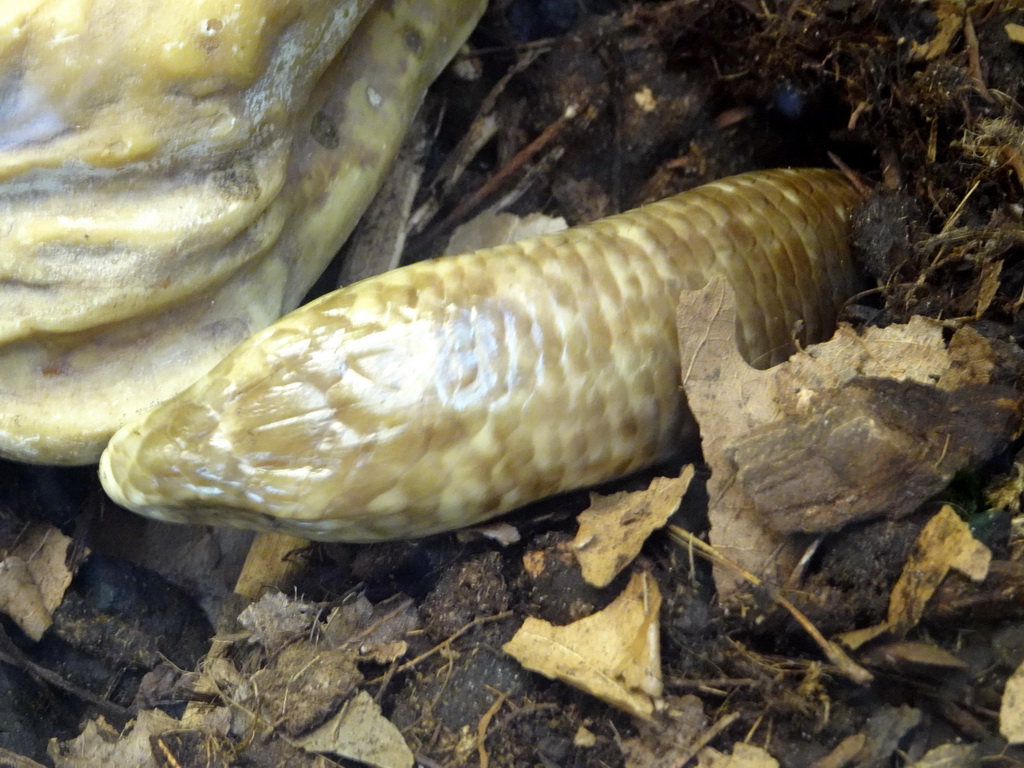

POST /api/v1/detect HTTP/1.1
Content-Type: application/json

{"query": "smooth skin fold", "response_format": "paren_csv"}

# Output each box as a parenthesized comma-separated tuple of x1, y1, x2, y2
(0, 0, 485, 463)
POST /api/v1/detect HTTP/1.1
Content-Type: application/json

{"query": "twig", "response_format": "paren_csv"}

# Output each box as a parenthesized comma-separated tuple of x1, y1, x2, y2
(0, 626, 132, 722)
(368, 611, 513, 684)
(668, 711, 740, 768)
(827, 152, 871, 198)
(476, 689, 508, 768)
(416, 101, 585, 246)
(667, 526, 874, 686)
(666, 677, 759, 697)
(963, 10, 991, 102)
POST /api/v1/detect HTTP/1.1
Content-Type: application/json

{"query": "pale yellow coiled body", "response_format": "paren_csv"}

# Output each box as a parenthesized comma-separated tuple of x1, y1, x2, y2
(100, 169, 863, 541)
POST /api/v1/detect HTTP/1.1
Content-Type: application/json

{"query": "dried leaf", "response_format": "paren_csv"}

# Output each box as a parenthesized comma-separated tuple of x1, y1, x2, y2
(808, 733, 866, 768)
(0, 524, 79, 641)
(908, 0, 964, 61)
(837, 624, 890, 652)
(149, 728, 233, 768)
(888, 505, 990, 635)
(859, 640, 968, 673)
(940, 325, 997, 389)
(0, 559, 51, 642)
(574, 726, 597, 747)
(503, 571, 662, 718)
(904, 743, 979, 768)
(785, 316, 950, 386)
(49, 710, 181, 768)
(444, 209, 567, 254)
(677, 278, 790, 594)
(322, 595, 418, 664)
(620, 695, 707, 768)
(987, 459, 1024, 515)
(0, 747, 48, 768)
(458, 521, 522, 546)
(237, 591, 319, 652)
(574, 468, 694, 587)
(696, 742, 779, 768)
(1001, 657, 1024, 744)
(975, 259, 1003, 319)
(855, 705, 923, 764)
(296, 691, 414, 768)
(185, 656, 246, 702)
(251, 644, 362, 737)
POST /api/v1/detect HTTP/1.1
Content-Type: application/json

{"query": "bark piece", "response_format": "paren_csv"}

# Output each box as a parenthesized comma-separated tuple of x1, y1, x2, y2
(730, 379, 1020, 534)
(677, 278, 1022, 593)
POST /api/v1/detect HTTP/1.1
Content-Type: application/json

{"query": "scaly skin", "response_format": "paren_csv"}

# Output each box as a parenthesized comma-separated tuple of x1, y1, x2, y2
(99, 168, 864, 541)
